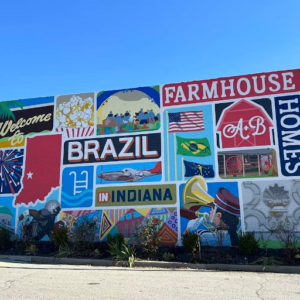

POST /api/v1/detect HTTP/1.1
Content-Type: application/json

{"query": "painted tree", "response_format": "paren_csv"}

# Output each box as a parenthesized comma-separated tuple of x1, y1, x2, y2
(0, 100, 23, 121)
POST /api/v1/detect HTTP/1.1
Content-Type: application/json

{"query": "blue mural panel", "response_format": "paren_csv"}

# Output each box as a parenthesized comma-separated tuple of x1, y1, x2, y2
(17, 188, 62, 241)
(0, 149, 24, 194)
(164, 105, 215, 181)
(61, 166, 94, 208)
(95, 161, 162, 184)
(0, 196, 16, 237)
(180, 178, 241, 247)
(275, 94, 300, 177)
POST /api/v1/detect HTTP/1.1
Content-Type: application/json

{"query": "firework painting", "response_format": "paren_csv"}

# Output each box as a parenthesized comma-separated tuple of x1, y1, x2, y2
(0, 149, 24, 194)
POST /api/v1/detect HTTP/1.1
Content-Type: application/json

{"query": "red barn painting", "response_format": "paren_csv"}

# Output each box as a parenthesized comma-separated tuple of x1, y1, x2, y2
(216, 99, 273, 149)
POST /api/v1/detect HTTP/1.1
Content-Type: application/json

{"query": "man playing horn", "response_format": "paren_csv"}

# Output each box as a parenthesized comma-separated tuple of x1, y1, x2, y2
(182, 176, 241, 246)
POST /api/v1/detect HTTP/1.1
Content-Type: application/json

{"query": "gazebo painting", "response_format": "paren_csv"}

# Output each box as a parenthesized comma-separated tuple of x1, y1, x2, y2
(96, 87, 161, 135)
(218, 148, 278, 179)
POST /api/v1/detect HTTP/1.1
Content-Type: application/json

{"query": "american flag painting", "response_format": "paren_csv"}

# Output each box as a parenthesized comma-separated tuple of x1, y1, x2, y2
(168, 111, 204, 133)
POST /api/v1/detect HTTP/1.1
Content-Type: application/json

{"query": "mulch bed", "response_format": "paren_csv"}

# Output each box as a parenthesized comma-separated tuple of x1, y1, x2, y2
(1, 241, 300, 266)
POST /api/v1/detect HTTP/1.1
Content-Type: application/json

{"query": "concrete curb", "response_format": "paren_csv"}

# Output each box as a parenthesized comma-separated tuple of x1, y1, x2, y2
(1, 255, 300, 274)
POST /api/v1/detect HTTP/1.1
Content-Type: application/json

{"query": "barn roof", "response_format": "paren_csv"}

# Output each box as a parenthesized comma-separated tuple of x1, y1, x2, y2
(217, 99, 273, 131)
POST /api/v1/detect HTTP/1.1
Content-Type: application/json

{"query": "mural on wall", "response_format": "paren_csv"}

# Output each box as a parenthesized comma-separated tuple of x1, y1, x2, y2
(0, 149, 24, 194)
(17, 188, 64, 241)
(95, 184, 177, 207)
(60, 207, 178, 245)
(63, 133, 161, 164)
(96, 87, 160, 135)
(242, 180, 300, 246)
(0, 97, 54, 148)
(96, 161, 162, 184)
(1, 68, 300, 247)
(218, 148, 278, 179)
(55, 93, 95, 138)
(164, 105, 215, 181)
(0, 196, 16, 237)
(61, 166, 94, 209)
(274, 94, 300, 177)
(215, 99, 274, 149)
(14, 134, 62, 206)
(180, 176, 241, 246)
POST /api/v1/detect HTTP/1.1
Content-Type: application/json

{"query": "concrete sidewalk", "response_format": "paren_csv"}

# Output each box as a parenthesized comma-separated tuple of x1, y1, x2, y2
(1, 260, 300, 300)
(2, 254, 300, 274)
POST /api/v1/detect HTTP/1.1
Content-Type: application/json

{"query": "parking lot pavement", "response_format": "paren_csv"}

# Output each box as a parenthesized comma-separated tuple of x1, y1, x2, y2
(1, 260, 300, 300)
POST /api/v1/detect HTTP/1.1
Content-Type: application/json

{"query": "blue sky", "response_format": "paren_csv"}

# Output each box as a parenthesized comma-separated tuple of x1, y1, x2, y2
(0, 0, 299, 101)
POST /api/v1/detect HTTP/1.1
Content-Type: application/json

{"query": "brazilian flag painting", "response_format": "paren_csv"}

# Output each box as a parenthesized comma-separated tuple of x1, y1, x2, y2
(176, 136, 211, 157)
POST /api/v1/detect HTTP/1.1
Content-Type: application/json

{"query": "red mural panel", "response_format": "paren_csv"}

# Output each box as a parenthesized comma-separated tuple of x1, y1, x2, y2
(216, 100, 273, 149)
(162, 69, 300, 107)
(14, 134, 62, 206)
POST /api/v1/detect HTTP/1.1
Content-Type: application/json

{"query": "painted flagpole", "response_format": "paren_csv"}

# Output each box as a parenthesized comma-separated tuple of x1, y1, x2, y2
(174, 133, 177, 181)
(182, 157, 184, 180)
(166, 111, 170, 181)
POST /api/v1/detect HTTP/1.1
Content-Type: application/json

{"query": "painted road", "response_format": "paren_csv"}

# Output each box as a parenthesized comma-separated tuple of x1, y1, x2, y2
(1, 261, 300, 300)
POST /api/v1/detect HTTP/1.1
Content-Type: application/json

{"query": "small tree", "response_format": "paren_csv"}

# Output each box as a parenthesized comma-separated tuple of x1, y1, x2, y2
(51, 227, 69, 248)
(213, 228, 229, 248)
(238, 232, 259, 257)
(182, 231, 201, 261)
(0, 227, 10, 250)
(268, 218, 299, 263)
(107, 233, 125, 250)
(134, 219, 161, 258)
(107, 233, 126, 260)
(70, 216, 97, 255)
(71, 216, 97, 244)
(19, 219, 34, 247)
(212, 228, 229, 260)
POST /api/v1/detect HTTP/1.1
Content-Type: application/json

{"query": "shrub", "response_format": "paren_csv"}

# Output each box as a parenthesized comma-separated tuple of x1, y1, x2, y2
(120, 244, 136, 268)
(55, 243, 72, 258)
(20, 221, 33, 246)
(134, 219, 161, 258)
(108, 243, 136, 267)
(0, 227, 10, 250)
(268, 218, 299, 263)
(26, 244, 37, 256)
(182, 232, 201, 258)
(94, 249, 101, 258)
(51, 227, 69, 248)
(162, 252, 175, 261)
(128, 255, 135, 268)
(108, 241, 124, 259)
(107, 233, 126, 260)
(72, 216, 97, 245)
(238, 232, 259, 256)
(252, 256, 282, 266)
(107, 233, 125, 250)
